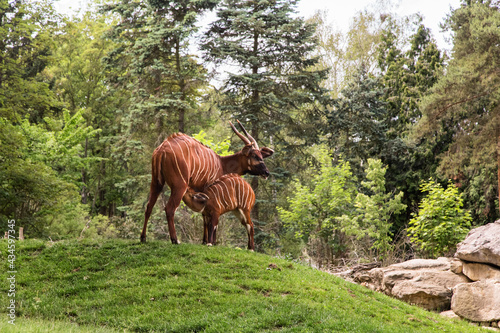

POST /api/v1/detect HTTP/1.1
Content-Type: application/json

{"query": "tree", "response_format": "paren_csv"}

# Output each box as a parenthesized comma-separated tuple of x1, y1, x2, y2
(48, 6, 126, 213)
(377, 17, 447, 228)
(103, 0, 216, 137)
(414, 0, 500, 221)
(325, 65, 388, 177)
(0, 0, 86, 237)
(408, 180, 471, 257)
(0, 0, 61, 123)
(0, 113, 97, 237)
(339, 159, 406, 261)
(203, 4, 329, 181)
(98, 0, 216, 224)
(310, 1, 421, 96)
(278, 148, 356, 264)
(308, 9, 385, 95)
(379, 19, 444, 137)
(202, 0, 330, 138)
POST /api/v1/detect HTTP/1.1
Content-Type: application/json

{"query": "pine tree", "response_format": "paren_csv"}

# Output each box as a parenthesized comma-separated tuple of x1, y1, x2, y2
(377, 18, 447, 225)
(103, 0, 217, 138)
(201, 0, 331, 240)
(325, 65, 387, 177)
(202, 0, 329, 140)
(0, 0, 61, 123)
(380, 21, 444, 138)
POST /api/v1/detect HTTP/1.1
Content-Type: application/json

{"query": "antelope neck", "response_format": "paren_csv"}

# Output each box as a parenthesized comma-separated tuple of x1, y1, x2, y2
(220, 153, 245, 175)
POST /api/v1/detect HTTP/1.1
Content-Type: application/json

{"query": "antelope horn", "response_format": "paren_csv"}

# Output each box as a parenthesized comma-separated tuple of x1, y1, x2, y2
(229, 121, 251, 145)
(237, 120, 259, 150)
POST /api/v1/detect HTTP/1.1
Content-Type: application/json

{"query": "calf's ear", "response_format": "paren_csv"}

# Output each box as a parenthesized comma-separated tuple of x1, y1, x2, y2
(260, 147, 274, 158)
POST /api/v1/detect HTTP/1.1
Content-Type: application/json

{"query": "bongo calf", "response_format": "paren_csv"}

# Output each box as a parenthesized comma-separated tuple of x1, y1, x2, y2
(183, 174, 255, 250)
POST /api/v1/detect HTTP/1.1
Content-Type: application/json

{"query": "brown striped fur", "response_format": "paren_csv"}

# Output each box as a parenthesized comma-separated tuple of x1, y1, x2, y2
(183, 174, 256, 250)
(141, 123, 273, 244)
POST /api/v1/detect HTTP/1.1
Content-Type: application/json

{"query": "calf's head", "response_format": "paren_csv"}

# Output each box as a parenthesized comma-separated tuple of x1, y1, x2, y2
(183, 188, 209, 213)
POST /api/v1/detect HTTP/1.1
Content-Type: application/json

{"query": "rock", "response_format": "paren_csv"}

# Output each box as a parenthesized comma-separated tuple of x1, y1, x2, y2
(333, 262, 381, 284)
(390, 257, 452, 270)
(462, 262, 500, 281)
(455, 220, 500, 267)
(334, 269, 355, 282)
(356, 257, 469, 311)
(353, 271, 370, 283)
(440, 310, 460, 319)
(450, 258, 464, 274)
(451, 280, 500, 322)
(390, 270, 469, 310)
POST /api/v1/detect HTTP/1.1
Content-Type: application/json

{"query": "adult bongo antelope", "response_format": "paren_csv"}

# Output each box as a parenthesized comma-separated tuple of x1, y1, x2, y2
(182, 174, 256, 250)
(140, 121, 273, 244)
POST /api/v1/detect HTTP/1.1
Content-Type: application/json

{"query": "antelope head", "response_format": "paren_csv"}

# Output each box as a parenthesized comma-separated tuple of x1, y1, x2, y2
(229, 120, 274, 179)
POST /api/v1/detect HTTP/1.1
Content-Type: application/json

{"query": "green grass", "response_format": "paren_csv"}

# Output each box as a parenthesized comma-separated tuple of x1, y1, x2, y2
(0, 317, 120, 333)
(0, 239, 489, 332)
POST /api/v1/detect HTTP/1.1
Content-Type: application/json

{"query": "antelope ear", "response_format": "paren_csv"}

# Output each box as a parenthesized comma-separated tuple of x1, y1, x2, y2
(260, 147, 274, 158)
(242, 144, 253, 156)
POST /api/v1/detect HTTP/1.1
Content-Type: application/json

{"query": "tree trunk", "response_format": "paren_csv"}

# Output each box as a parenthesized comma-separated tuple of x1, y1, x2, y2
(496, 108, 500, 215)
(81, 137, 89, 204)
(497, 132, 500, 214)
(99, 160, 107, 216)
(250, 29, 261, 221)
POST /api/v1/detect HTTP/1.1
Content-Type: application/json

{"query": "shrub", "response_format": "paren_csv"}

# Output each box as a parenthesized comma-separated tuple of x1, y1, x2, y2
(407, 179, 472, 257)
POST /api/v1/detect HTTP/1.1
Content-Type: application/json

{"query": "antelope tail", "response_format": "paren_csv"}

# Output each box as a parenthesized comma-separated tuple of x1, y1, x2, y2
(153, 152, 165, 187)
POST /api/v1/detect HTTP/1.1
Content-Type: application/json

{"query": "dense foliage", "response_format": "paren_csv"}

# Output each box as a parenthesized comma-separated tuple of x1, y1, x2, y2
(1, 0, 496, 264)
(415, 0, 500, 224)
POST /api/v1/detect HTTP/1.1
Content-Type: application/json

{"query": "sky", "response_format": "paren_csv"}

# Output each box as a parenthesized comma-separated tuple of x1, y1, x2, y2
(295, 0, 462, 51)
(53, 0, 462, 50)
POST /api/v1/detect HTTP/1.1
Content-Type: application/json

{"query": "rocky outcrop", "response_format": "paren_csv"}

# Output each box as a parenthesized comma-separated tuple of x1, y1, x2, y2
(440, 310, 461, 319)
(449, 221, 500, 323)
(450, 258, 464, 274)
(339, 220, 500, 328)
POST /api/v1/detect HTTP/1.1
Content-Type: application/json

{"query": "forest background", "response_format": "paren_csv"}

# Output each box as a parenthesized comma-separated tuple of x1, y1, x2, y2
(1, 0, 499, 267)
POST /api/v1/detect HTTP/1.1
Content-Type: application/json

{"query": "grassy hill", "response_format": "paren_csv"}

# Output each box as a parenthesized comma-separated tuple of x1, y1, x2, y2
(0, 239, 490, 332)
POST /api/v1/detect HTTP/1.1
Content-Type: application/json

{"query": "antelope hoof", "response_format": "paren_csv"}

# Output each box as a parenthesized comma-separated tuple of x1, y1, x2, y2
(171, 239, 180, 245)
(207, 243, 213, 247)
(140, 235, 147, 243)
